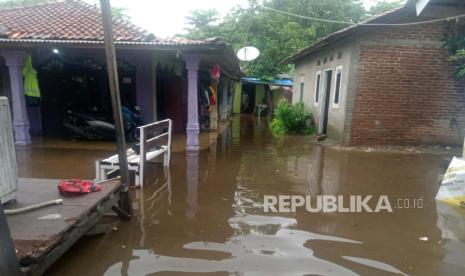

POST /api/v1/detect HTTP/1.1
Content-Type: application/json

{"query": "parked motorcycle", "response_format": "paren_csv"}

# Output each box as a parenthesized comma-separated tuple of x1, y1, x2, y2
(63, 106, 143, 142)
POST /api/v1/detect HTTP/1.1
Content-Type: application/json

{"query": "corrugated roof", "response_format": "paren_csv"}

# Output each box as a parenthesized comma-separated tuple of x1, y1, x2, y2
(242, 77, 293, 87)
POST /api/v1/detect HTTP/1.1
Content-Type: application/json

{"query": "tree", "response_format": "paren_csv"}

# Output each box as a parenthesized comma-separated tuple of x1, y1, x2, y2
(112, 6, 131, 21)
(0, 0, 47, 8)
(368, 0, 404, 16)
(182, 0, 366, 78)
(445, 21, 465, 78)
(184, 9, 221, 39)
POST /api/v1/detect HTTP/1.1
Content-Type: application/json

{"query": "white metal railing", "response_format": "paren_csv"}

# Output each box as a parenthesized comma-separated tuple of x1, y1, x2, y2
(138, 119, 172, 187)
(0, 97, 18, 204)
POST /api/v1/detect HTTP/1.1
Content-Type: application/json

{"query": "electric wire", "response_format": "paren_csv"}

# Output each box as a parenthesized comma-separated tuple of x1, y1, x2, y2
(261, 6, 465, 27)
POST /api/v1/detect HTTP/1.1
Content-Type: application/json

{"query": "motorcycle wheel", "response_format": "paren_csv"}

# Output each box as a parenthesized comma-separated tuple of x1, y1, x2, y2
(127, 129, 140, 143)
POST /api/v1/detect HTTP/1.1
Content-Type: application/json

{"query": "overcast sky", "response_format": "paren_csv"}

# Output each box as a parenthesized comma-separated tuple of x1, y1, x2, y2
(84, 0, 402, 38)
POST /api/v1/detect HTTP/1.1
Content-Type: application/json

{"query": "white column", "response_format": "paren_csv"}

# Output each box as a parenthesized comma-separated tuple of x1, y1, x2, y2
(463, 136, 465, 158)
(2, 51, 30, 146)
(183, 54, 201, 151)
(221, 79, 229, 121)
(185, 151, 198, 220)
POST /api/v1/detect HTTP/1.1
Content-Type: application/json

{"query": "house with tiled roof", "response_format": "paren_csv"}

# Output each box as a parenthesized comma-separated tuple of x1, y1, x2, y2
(286, 1, 465, 147)
(0, 0, 240, 150)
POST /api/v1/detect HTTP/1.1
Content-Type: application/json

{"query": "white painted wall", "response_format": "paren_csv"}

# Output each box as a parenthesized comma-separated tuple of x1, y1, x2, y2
(292, 41, 355, 142)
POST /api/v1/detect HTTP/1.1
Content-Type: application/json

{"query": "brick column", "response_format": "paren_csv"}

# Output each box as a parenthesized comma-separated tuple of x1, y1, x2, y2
(183, 54, 201, 151)
(2, 51, 30, 146)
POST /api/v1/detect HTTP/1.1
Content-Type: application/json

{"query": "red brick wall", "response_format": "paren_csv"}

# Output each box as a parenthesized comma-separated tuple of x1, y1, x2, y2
(350, 23, 465, 146)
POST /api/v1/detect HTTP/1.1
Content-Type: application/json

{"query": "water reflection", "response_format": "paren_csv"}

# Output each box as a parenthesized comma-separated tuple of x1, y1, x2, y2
(186, 151, 199, 221)
(104, 214, 362, 276)
(45, 116, 465, 276)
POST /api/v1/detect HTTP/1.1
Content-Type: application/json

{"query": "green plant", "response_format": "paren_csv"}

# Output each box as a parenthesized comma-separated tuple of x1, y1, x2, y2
(270, 118, 287, 136)
(445, 21, 465, 78)
(449, 49, 465, 78)
(269, 100, 314, 136)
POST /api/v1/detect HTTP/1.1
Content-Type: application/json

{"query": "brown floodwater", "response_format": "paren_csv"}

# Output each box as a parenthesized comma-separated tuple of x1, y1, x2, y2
(19, 116, 465, 275)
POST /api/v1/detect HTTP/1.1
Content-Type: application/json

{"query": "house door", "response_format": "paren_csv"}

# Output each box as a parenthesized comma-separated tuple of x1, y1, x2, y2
(156, 67, 187, 134)
(320, 70, 332, 135)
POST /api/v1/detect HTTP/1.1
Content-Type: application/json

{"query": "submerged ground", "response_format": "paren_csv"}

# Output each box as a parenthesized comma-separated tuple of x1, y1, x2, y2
(18, 116, 465, 275)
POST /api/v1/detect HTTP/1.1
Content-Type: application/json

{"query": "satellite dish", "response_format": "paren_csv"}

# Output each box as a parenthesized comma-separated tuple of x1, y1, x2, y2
(237, 46, 260, 61)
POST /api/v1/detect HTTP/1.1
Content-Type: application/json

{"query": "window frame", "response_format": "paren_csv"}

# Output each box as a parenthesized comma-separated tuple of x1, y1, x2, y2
(314, 71, 321, 107)
(332, 65, 343, 109)
(299, 74, 305, 102)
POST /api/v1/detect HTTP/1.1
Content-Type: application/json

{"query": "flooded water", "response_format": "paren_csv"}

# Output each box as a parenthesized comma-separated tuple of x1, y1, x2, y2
(32, 116, 465, 275)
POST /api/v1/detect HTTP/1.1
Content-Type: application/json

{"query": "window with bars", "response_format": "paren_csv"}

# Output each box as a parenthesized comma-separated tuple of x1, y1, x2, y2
(333, 66, 342, 108)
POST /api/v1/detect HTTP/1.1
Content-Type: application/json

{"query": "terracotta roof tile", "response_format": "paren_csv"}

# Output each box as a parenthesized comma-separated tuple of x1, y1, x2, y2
(0, 0, 156, 42)
(156, 36, 226, 45)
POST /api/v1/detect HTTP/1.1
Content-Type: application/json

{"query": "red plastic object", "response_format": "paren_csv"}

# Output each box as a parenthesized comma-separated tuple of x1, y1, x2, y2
(58, 179, 102, 195)
(210, 64, 220, 79)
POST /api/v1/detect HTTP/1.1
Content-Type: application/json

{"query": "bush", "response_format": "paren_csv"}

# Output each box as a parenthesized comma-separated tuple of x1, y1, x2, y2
(270, 118, 287, 136)
(269, 100, 314, 136)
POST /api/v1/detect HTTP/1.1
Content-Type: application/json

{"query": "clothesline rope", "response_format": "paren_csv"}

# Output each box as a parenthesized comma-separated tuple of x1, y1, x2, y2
(261, 6, 465, 27)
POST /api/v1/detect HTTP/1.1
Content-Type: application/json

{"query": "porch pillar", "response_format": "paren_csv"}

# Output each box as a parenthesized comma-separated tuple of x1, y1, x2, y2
(183, 54, 201, 151)
(463, 136, 465, 158)
(185, 151, 198, 220)
(220, 79, 229, 121)
(2, 51, 30, 146)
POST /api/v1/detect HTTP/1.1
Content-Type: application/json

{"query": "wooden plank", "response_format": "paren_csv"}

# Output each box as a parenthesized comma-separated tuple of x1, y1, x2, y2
(131, 147, 166, 164)
(21, 187, 121, 276)
(5, 178, 120, 266)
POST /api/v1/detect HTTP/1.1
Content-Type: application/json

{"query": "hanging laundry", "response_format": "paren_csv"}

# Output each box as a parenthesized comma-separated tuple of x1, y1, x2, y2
(23, 54, 41, 106)
(211, 64, 220, 80)
(209, 85, 217, 106)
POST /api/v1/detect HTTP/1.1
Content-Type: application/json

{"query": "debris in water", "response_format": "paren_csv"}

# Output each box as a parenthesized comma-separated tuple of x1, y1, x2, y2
(121, 245, 126, 248)
(419, 236, 429, 242)
(167, 210, 173, 216)
(37, 213, 62, 220)
(342, 256, 407, 275)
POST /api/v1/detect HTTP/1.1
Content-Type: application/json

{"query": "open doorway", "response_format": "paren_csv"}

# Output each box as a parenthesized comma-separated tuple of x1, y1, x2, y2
(0, 57, 11, 101)
(319, 69, 332, 135)
(37, 57, 137, 137)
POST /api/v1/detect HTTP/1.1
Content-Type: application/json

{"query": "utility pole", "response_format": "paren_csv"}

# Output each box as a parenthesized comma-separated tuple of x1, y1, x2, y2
(0, 204, 21, 276)
(100, 0, 132, 218)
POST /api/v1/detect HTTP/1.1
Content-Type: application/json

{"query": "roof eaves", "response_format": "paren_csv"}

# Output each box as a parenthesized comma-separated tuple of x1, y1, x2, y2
(0, 37, 237, 49)
(283, 7, 408, 64)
